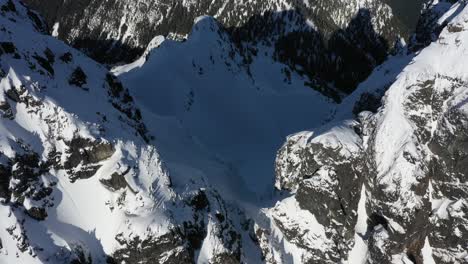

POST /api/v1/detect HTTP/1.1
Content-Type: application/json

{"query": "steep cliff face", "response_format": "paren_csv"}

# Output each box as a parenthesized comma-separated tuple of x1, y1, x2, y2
(274, 1, 468, 263)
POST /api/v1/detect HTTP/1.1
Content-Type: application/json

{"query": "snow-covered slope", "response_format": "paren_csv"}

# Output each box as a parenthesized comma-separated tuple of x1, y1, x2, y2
(0, 1, 334, 263)
(114, 16, 336, 201)
(1, 0, 468, 263)
(0, 1, 177, 262)
(22, 0, 406, 63)
(0, 1, 250, 263)
(275, 1, 468, 263)
(23, 0, 413, 99)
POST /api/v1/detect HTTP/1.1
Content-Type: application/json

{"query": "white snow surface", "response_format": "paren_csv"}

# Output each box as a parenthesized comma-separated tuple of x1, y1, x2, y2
(271, 1, 468, 263)
(0, 2, 175, 262)
(346, 186, 369, 264)
(51, 22, 59, 37)
(2, 0, 468, 263)
(0, 2, 337, 263)
(115, 16, 336, 202)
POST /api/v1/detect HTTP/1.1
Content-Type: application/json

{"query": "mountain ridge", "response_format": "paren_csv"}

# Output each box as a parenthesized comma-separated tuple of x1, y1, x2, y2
(0, 0, 467, 263)
(22, 0, 416, 99)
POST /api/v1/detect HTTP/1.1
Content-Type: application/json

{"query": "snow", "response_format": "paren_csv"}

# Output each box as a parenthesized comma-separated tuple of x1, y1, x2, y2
(115, 16, 336, 202)
(52, 22, 59, 37)
(392, 254, 417, 264)
(112, 35, 165, 75)
(432, 198, 453, 219)
(271, 1, 468, 262)
(437, 1, 465, 25)
(0, 2, 177, 262)
(346, 186, 369, 264)
(0, 205, 43, 264)
(373, 73, 417, 179)
(422, 237, 436, 264)
(2, 0, 468, 263)
(196, 219, 218, 264)
(310, 122, 362, 157)
(266, 196, 332, 264)
(0, 4, 336, 262)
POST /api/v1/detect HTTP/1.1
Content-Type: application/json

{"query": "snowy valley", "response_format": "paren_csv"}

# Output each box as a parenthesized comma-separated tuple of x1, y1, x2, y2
(0, 0, 467, 263)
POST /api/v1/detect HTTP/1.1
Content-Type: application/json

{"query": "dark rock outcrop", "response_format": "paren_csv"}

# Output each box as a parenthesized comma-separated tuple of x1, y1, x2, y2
(69, 67, 87, 88)
(63, 137, 115, 182)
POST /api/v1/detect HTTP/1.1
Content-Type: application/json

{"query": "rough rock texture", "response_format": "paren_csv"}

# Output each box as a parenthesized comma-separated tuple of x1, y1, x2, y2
(274, 1, 468, 263)
(1, 0, 468, 263)
(0, 2, 257, 263)
(274, 120, 367, 262)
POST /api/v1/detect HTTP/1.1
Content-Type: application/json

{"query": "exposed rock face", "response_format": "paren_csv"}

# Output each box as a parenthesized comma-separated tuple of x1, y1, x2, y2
(274, 121, 367, 262)
(2, 0, 468, 263)
(409, 0, 460, 51)
(110, 188, 244, 264)
(0, 2, 166, 262)
(2, 147, 54, 222)
(111, 230, 193, 264)
(0, 2, 254, 263)
(426, 82, 468, 263)
(274, 1, 468, 263)
(63, 137, 115, 182)
(68, 67, 87, 88)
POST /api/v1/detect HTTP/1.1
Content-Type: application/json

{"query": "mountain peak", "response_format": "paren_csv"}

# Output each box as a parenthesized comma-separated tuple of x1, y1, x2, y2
(1, 0, 467, 263)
